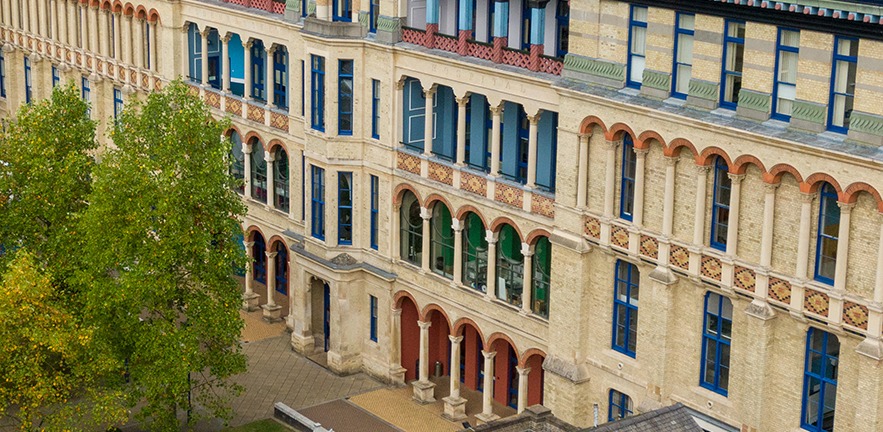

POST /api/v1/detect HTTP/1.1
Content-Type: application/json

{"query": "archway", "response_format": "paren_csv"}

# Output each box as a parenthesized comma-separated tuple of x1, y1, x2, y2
(456, 321, 484, 392)
(490, 337, 519, 408)
(251, 231, 267, 285)
(399, 296, 420, 382)
(524, 352, 546, 406)
(425, 307, 452, 378)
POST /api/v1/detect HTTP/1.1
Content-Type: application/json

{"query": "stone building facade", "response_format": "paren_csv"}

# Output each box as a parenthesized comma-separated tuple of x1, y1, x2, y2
(1, 0, 882, 430)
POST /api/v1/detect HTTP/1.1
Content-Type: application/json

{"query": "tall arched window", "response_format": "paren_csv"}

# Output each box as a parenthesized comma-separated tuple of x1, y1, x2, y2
(700, 291, 732, 396)
(274, 147, 289, 212)
(496, 224, 524, 306)
(430, 204, 454, 278)
(274, 242, 288, 294)
(400, 192, 423, 265)
(612, 260, 639, 357)
(251, 139, 267, 203)
(710, 156, 731, 251)
(532, 237, 551, 318)
(230, 131, 245, 194)
(462, 213, 488, 292)
(619, 134, 636, 220)
(814, 182, 840, 284)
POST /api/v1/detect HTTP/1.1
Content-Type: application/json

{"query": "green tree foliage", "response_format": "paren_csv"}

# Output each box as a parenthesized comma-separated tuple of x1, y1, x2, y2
(78, 80, 248, 431)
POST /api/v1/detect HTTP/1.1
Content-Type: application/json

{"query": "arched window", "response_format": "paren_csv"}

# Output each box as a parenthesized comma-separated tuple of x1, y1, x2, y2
(710, 156, 731, 251)
(430, 204, 454, 278)
(496, 224, 524, 306)
(608, 389, 633, 421)
(400, 192, 423, 265)
(814, 182, 839, 284)
(462, 213, 488, 292)
(274, 147, 289, 212)
(274, 242, 288, 294)
(230, 131, 245, 194)
(700, 291, 732, 396)
(251, 139, 267, 203)
(532, 237, 551, 318)
(612, 260, 638, 357)
(619, 134, 636, 220)
(253, 233, 267, 284)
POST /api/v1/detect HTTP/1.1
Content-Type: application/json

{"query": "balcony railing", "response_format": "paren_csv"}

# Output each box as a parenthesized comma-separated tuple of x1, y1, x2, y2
(223, 0, 286, 15)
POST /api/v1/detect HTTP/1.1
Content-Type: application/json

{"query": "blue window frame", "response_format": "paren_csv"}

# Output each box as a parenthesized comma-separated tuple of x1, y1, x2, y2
(273, 48, 288, 109)
(814, 183, 839, 285)
(801, 328, 839, 432)
(710, 157, 731, 251)
(24, 57, 32, 104)
(52, 66, 60, 88)
(113, 87, 124, 119)
(81, 76, 91, 117)
(311, 166, 325, 240)
(626, 5, 647, 89)
(338, 60, 354, 135)
(145, 22, 151, 70)
(301, 60, 306, 117)
(251, 41, 266, 101)
(555, 0, 569, 58)
(338, 172, 353, 245)
(720, 20, 745, 109)
(371, 79, 381, 139)
(370, 175, 379, 250)
(333, 0, 352, 22)
(486, 0, 497, 43)
(608, 389, 632, 421)
(0, 50, 5, 98)
(301, 152, 306, 221)
(310, 55, 325, 131)
(827, 36, 858, 133)
(700, 292, 732, 396)
(671, 12, 694, 99)
(369, 295, 378, 342)
(612, 260, 639, 357)
(520, 0, 531, 50)
(369, 0, 380, 32)
(619, 135, 636, 221)
(187, 23, 202, 83)
(302, 0, 307, 17)
(772, 29, 799, 121)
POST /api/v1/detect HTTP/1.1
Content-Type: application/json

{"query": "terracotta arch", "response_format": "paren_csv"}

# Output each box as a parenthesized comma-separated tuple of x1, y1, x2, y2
(486, 332, 520, 359)
(766, 163, 803, 184)
(519, 348, 547, 367)
(135, 5, 147, 19)
(455, 205, 488, 226)
(122, 2, 135, 15)
(421, 303, 453, 327)
(244, 131, 265, 145)
(489, 217, 524, 240)
(843, 182, 883, 211)
(636, 130, 665, 150)
(100, 0, 111, 9)
(732, 154, 767, 176)
(112, 1, 123, 13)
(89, 0, 99, 7)
(696, 146, 734, 170)
(393, 290, 420, 310)
(424, 193, 453, 212)
(245, 226, 267, 246)
(605, 122, 637, 142)
(521, 349, 546, 406)
(267, 235, 288, 250)
(579, 115, 608, 136)
(393, 183, 423, 207)
(802, 173, 842, 195)
(225, 124, 243, 139)
(525, 228, 552, 246)
(664, 138, 699, 158)
(453, 317, 486, 343)
(147, 8, 160, 23)
(266, 138, 289, 155)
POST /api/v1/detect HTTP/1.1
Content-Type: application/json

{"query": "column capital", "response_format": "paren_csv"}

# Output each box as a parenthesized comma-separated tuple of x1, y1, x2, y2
(89, 4, 99, 10)
(663, 155, 678, 166)
(763, 182, 780, 193)
(521, 242, 533, 257)
(799, 191, 816, 203)
(527, 114, 540, 125)
(417, 320, 432, 330)
(489, 104, 503, 116)
(420, 206, 432, 220)
(265, 251, 278, 259)
(604, 139, 621, 150)
(267, 44, 278, 55)
(222, 32, 233, 43)
(243, 39, 254, 50)
(391, 307, 402, 316)
(485, 230, 498, 244)
(578, 132, 593, 139)
(481, 349, 497, 360)
(243, 144, 253, 154)
(837, 201, 856, 212)
(634, 147, 650, 157)
(726, 173, 745, 183)
(422, 85, 437, 98)
(395, 79, 406, 90)
(449, 335, 464, 344)
(135, 16, 145, 24)
(243, 240, 255, 248)
(451, 219, 464, 232)
(516, 366, 531, 376)
(456, 95, 470, 107)
(200, 27, 212, 37)
(695, 164, 712, 174)
(264, 152, 276, 163)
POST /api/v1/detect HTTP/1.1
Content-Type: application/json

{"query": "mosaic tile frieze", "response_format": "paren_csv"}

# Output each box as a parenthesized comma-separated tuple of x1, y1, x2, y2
(700, 255, 723, 281)
(460, 171, 487, 197)
(495, 182, 524, 208)
(531, 194, 555, 219)
(804, 289, 830, 317)
(768, 277, 792, 304)
(427, 161, 454, 186)
(396, 152, 421, 175)
(639, 235, 658, 259)
(670, 245, 690, 270)
(247, 104, 265, 123)
(270, 112, 289, 132)
(843, 302, 869, 330)
(584, 217, 601, 240)
(733, 266, 756, 293)
(610, 225, 629, 249)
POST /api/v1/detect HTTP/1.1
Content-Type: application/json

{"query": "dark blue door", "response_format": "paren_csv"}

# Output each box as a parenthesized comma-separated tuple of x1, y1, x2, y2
(323, 283, 331, 352)
(253, 235, 266, 284)
(507, 346, 518, 408)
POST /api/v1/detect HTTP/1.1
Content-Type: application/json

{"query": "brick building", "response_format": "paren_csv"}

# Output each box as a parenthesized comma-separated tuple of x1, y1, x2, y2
(1, 0, 882, 430)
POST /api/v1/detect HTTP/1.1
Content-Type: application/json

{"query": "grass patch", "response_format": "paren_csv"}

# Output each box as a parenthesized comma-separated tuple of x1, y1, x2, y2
(224, 418, 292, 432)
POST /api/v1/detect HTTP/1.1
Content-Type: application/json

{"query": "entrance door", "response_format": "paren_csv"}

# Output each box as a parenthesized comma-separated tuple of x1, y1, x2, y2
(323, 283, 331, 352)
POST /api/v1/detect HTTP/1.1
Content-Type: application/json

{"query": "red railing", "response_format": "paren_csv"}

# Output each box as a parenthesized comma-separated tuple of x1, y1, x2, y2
(222, 0, 285, 15)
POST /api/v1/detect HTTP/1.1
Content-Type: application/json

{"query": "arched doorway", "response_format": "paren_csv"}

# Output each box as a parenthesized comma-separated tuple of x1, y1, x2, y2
(425, 307, 452, 378)
(308, 277, 331, 354)
(490, 337, 519, 408)
(456, 320, 484, 392)
(251, 231, 267, 285)
(399, 296, 420, 382)
(524, 352, 546, 406)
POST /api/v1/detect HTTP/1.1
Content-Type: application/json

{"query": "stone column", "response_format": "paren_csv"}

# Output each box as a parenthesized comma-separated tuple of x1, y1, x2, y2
(526, 113, 539, 188)
(443, 335, 467, 420)
(98, 8, 109, 56)
(794, 192, 814, 280)
(720, 173, 744, 287)
(857, 214, 883, 360)
(489, 103, 503, 177)
(89, 5, 99, 53)
(632, 148, 648, 226)
(199, 28, 209, 85)
(476, 350, 499, 423)
(390, 307, 406, 384)
(600, 140, 619, 246)
(576, 133, 590, 208)
(132, 17, 144, 68)
(485, 230, 497, 300)
(56, 0, 66, 43)
(48, 0, 57, 39)
(262, 251, 283, 321)
(243, 39, 253, 100)
(112, 13, 121, 61)
(422, 86, 436, 156)
(412, 320, 436, 403)
(452, 219, 464, 284)
(266, 45, 276, 105)
(242, 241, 259, 310)
(37, 0, 46, 36)
(10, 0, 19, 30)
(748, 183, 778, 319)
(394, 79, 405, 147)
(651, 156, 677, 284)
(830, 202, 853, 324)
(521, 243, 533, 314)
(122, 14, 133, 65)
(421, 207, 431, 271)
(689, 165, 711, 275)
(243, 142, 253, 199)
(516, 366, 530, 414)
(29, 0, 38, 34)
(455, 95, 468, 166)
(67, 1, 77, 46)
(265, 151, 276, 207)
(221, 34, 231, 92)
(149, 21, 158, 71)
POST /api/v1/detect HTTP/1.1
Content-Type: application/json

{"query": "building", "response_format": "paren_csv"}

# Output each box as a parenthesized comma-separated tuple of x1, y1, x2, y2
(1, 0, 883, 430)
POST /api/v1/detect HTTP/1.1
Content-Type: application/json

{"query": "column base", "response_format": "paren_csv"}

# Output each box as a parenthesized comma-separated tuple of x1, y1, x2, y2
(262, 303, 283, 322)
(290, 330, 314, 355)
(475, 412, 500, 424)
(411, 380, 436, 404)
(442, 396, 467, 421)
(649, 266, 677, 285)
(745, 299, 776, 321)
(856, 337, 883, 360)
(241, 292, 260, 311)
(389, 366, 407, 386)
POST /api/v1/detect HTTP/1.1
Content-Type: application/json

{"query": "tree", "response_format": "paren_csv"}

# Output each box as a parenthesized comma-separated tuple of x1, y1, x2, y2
(78, 80, 248, 431)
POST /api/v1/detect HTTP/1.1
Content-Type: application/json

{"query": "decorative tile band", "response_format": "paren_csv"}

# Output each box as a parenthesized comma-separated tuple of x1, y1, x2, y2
(768, 277, 792, 304)
(791, 100, 826, 125)
(843, 301, 869, 330)
(531, 194, 555, 219)
(670, 246, 690, 270)
(642, 69, 670, 92)
(396, 152, 421, 175)
(737, 89, 771, 113)
(428, 161, 453, 186)
(270, 112, 289, 132)
(225, 97, 242, 115)
(585, 217, 601, 240)
(460, 171, 487, 197)
(610, 225, 629, 249)
(700, 255, 722, 281)
(639, 235, 658, 259)
(733, 266, 756, 293)
(688, 78, 718, 101)
(495, 182, 524, 208)
(247, 104, 265, 123)
(204, 90, 221, 109)
(804, 289, 830, 317)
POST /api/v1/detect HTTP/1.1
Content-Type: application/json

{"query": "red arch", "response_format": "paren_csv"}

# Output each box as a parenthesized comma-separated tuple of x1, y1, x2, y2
(266, 138, 288, 155)
(424, 193, 453, 212)
(843, 182, 883, 211)
(605, 122, 637, 142)
(112, 1, 123, 13)
(525, 228, 552, 245)
(100, 0, 112, 9)
(664, 138, 699, 158)
(421, 303, 452, 328)
(453, 317, 486, 343)
(732, 154, 767, 175)
(766, 163, 803, 184)
(636, 130, 665, 150)
(579, 115, 608, 136)
(224, 125, 243, 139)
(455, 205, 487, 225)
(393, 183, 423, 207)
(393, 290, 420, 310)
(244, 131, 265, 145)
(696, 146, 734, 170)
(486, 332, 520, 358)
(246, 225, 267, 243)
(134, 5, 147, 19)
(267, 235, 288, 250)
(519, 348, 547, 368)
(122, 2, 135, 15)
(802, 173, 842, 195)
(147, 8, 160, 23)
(489, 217, 523, 240)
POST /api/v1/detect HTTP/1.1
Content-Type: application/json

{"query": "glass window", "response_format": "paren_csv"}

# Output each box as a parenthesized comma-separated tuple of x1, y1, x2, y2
(338, 60, 354, 135)
(710, 157, 731, 251)
(334, 0, 352, 21)
(462, 212, 488, 292)
(24, 57, 31, 104)
(311, 55, 325, 131)
(619, 135, 636, 220)
(52, 66, 60, 88)
(370, 175, 379, 250)
(430, 204, 454, 278)
(720, 20, 745, 109)
(700, 292, 733, 396)
(274, 148, 290, 212)
(253, 235, 267, 283)
(251, 140, 268, 203)
(828, 37, 858, 133)
(555, 0, 569, 58)
(0, 49, 6, 98)
(311, 166, 326, 240)
(532, 237, 551, 318)
(400, 192, 422, 265)
(251, 40, 266, 101)
(608, 389, 633, 421)
(671, 13, 694, 99)
(772, 29, 799, 120)
(370, 0, 380, 32)
(338, 172, 353, 244)
(627, 5, 647, 89)
(612, 260, 639, 357)
(372, 79, 381, 139)
(81, 76, 91, 117)
(113, 87, 124, 119)
(801, 328, 839, 432)
(369, 295, 378, 342)
(496, 225, 524, 307)
(274, 242, 288, 294)
(814, 183, 839, 284)
(273, 47, 289, 109)
(230, 132, 245, 194)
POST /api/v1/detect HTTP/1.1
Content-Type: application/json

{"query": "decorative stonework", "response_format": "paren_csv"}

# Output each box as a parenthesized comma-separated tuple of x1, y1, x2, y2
(791, 100, 826, 125)
(563, 54, 625, 82)
(733, 266, 756, 293)
(358, 11, 370, 28)
(843, 301, 869, 330)
(804, 289, 830, 317)
(768, 277, 791, 304)
(670, 246, 690, 270)
(584, 217, 601, 239)
(610, 226, 629, 249)
(460, 171, 487, 197)
(639, 235, 658, 259)
(737, 89, 771, 113)
(225, 97, 243, 115)
(495, 182, 523, 208)
(141, 73, 149, 88)
(642, 70, 670, 91)
(129, 69, 137, 84)
(700, 255, 722, 281)
(271, 112, 289, 132)
(378, 15, 402, 32)
(396, 152, 421, 175)
(849, 111, 883, 137)
(688, 79, 718, 101)
(247, 104, 265, 123)
(427, 161, 453, 186)
(531, 194, 555, 219)
(204, 90, 221, 108)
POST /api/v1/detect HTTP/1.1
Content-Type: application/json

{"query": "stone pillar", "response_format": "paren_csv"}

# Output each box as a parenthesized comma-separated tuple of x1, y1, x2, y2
(443, 335, 467, 420)
(394, 79, 405, 147)
(650, 156, 677, 284)
(422, 86, 435, 156)
(8, 0, 18, 30)
(485, 230, 497, 300)
(36, 0, 46, 36)
(242, 241, 259, 310)
(243, 142, 253, 199)
(830, 202, 853, 324)
(48, 0, 57, 39)
(149, 21, 158, 71)
(489, 103, 503, 176)
(262, 251, 283, 321)
(526, 113, 539, 188)
(56, 0, 66, 43)
(421, 206, 431, 271)
(632, 148, 648, 227)
(794, 192, 814, 280)
(89, 5, 99, 53)
(243, 39, 253, 100)
(29, 0, 38, 34)
(455, 95, 468, 166)
(516, 366, 530, 414)
(199, 28, 209, 85)
(452, 219, 464, 284)
(412, 320, 436, 403)
(476, 350, 499, 423)
(748, 183, 778, 320)
(98, 8, 109, 56)
(857, 215, 883, 360)
(600, 140, 619, 246)
(221, 34, 231, 92)
(131, 17, 143, 68)
(79, 4, 88, 50)
(521, 243, 533, 314)
(265, 151, 275, 207)
(112, 13, 121, 61)
(122, 14, 133, 65)
(720, 173, 744, 287)
(67, 1, 76, 46)
(266, 45, 276, 104)
(390, 307, 406, 384)
(576, 133, 590, 208)
(689, 165, 711, 275)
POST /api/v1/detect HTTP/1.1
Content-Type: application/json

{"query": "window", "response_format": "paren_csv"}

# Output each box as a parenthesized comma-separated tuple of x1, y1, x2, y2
(371, 79, 381, 139)
(671, 13, 694, 99)
(496, 224, 523, 306)
(187, 23, 202, 83)
(608, 390, 633, 421)
(338, 172, 353, 244)
(801, 328, 839, 432)
(81, 76, 91, 117)
(370, 175, 379, 250)
(334, 0, 352, 21)
(612, 260, 639, 357)
(555, 0, 569, 58)
(273, 48, 288, 109)
(462, 212, 488, 292)
(430, 204, 454, 279)
(521, 0, 532, 50)
(251, 41, 266, 101)
(145, 22, 151, 70)
(274, 148, 290, 212)
(814, 183, 839, 284)
(700, 292, 732, 396)
(400, 192, 422, 265)
(369, 0, 380, 32)
(0, 49, 5, 98)
(230, 131, 245, 194)
(24, 57, 32, 104)
(369, 295, 378, 342)
(52, 66, 60, 88)
(301, 60, 305, 117)
(301, 152, 306, 221)
(710, 157, 731, 251)
(720, 20, 745, 109)
(250, 140, 268, 202)
(619, 135, 636, 221)
(828, 37, 858, 133)
(532, 237, 551, 318)
(113, 87, 124, 119)
(310, 55, 325, 131)
(311, 166, 326, 240)
(338, 60, 354, 135)
(772, 29, 799, 120)
(627, 5, 647, 89)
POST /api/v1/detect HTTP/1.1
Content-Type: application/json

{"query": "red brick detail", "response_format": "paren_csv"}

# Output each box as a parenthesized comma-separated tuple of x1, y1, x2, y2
(458, 30, 472, 56)
(460, 171, 487, 197)
(492, 37, 507, 63)
(528, 44, 543, 71)
(804, 289, 830, 317)
(768, 277, 791, 304)
(424, 23, 438, 49)
(700, 255, 722, 281)
(247, 104, 265, 123)
(639, 235, 658, 259)
(610, 225, 629, 249)
(427, 161, 453, 186)
(531, 194, 555, 219)
(494, 182, 523, 208)
(396, 152, 421, 175)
